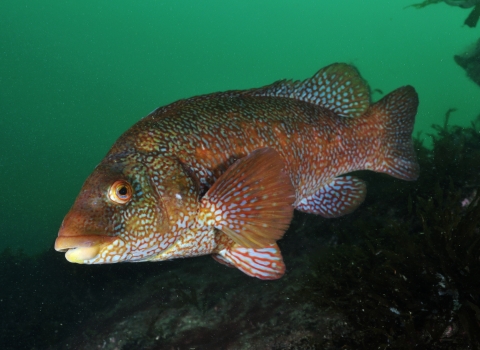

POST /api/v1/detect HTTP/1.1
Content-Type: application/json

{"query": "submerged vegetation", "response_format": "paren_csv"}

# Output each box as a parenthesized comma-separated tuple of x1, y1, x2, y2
(2, 111, 480, 349)
(301, 111, 480, 349)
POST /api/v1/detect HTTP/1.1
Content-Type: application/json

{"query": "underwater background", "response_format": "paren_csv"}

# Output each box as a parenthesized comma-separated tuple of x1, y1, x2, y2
(1, 1, 480, 349)
(0, 0, 479, 254)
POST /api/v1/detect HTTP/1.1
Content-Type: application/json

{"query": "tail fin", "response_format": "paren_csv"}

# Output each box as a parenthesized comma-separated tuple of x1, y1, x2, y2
(372, 86, 420, 181)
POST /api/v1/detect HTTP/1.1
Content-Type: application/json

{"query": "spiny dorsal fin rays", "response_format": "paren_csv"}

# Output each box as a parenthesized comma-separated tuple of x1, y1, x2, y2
(198, 147, 295, 249)
(247, 63, 370, 118)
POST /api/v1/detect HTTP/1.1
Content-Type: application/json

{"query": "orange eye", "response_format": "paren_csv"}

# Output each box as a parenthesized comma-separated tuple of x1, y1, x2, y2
(108, 180, 133, 204)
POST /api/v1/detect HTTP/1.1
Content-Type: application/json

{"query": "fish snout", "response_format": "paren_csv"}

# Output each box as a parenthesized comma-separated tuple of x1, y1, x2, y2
(54, 235, 116, 252)
(57, 208, 104, 237)
(55, 211, 116, 263)
(54, 235, 117, 263)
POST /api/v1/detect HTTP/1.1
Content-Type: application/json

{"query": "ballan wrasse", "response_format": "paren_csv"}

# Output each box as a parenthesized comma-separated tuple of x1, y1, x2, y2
(54, 63, 419, 280)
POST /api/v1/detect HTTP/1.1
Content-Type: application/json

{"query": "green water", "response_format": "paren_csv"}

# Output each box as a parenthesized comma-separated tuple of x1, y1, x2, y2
(0, 0, 478, 254)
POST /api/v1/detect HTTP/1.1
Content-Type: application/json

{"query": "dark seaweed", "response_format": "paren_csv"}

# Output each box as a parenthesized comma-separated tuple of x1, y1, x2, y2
(299, 112, 480, 349)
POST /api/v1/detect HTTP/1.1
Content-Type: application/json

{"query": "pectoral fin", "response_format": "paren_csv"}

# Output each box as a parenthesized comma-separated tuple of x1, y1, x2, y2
(198, 147, 295, 248)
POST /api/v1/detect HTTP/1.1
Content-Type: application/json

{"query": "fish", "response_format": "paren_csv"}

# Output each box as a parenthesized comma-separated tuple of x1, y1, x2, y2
(54, 63, 419, 280)
(455, 39, 480, 87)
(408, 0, 480, 27)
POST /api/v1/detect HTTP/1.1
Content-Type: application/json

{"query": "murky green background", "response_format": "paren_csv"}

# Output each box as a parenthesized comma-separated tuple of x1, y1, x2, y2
(1, 1, 478, 254)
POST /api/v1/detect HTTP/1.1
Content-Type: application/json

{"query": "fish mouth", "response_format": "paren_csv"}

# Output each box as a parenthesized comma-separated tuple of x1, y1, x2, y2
(55, 235, 117, 263)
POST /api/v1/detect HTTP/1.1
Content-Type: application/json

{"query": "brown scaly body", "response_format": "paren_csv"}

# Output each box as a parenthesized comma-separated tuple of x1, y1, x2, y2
(55, 63, 419, 280)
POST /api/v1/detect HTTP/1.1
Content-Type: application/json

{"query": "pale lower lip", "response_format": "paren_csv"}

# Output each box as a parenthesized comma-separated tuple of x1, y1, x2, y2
(55, 234, 117, 264)
(65, 246, 102, 263)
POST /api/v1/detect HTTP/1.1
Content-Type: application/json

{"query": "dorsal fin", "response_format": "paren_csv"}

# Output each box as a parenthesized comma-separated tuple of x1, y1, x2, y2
(248, 63, 370, 118)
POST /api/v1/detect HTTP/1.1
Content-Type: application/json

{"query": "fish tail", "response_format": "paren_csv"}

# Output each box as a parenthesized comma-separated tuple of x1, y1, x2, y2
(370, 85, 420, 180)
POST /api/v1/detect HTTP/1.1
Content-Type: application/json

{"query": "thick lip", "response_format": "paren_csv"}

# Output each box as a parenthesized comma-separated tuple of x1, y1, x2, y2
(54, 235, 117, 252)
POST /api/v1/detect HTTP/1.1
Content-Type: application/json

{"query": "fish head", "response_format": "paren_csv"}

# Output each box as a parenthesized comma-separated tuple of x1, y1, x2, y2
(55, 153, 196, 264)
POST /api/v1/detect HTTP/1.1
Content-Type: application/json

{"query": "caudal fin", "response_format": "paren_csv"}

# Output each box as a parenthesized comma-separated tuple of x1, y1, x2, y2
(372, 86, 420, 181)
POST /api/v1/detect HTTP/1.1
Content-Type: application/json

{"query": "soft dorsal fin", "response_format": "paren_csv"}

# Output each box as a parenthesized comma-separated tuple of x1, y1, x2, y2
(248, 63, 370, 118)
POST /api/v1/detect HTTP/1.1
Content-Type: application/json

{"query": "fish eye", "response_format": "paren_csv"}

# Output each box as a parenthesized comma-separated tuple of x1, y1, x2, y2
(108, 180, 133, 204)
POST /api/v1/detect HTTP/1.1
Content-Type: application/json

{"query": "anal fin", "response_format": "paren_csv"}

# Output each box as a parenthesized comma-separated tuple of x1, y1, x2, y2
(295, 175, 366, 218)
(214, 243, 285, 280)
